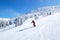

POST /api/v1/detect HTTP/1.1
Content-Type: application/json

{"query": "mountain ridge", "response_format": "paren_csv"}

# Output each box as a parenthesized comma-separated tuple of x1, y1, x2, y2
(0, 6, 60, 29)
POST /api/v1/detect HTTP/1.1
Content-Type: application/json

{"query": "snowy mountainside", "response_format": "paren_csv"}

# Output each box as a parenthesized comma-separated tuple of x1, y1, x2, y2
(0, 18, 10, 28)
(27, 6, 60, 16)
(0, 6, 60, 29)
(0, 12, 60, 40)
(0, 18, 10, 21)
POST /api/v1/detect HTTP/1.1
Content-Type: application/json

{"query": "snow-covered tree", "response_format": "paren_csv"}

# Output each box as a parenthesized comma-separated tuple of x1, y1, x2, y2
(14, 17, 22, 27)
(0, 21, 6, 28)
(9, 20, 12, 25)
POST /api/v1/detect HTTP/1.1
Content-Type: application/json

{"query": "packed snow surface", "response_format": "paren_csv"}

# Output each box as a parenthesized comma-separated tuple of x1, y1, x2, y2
(0, 12, 60, 40)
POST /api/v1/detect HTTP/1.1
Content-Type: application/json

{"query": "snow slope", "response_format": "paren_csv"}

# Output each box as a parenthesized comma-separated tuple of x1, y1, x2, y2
(0, 6, 60, 29)
(0, 12, 60, 40)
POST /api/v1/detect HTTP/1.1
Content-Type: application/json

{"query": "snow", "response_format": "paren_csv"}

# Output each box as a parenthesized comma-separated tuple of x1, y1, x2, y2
(1, 6, 60, 29)
(0, 12, 60, 40)
(0, 18, 10, 21)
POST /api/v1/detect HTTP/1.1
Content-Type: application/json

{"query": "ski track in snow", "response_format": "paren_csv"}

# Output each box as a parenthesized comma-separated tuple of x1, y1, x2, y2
(17, 27, 34, 32)
(0, 27, 16, 32)
(0, 12, 60, 40)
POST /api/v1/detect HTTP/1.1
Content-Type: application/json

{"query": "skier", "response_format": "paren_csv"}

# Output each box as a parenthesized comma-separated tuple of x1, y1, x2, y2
(31, 20, 36, 27)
